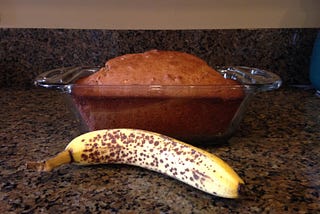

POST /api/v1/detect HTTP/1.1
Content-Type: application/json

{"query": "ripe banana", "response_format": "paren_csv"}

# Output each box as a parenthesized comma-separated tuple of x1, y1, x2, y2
(27, 129, 244, 198)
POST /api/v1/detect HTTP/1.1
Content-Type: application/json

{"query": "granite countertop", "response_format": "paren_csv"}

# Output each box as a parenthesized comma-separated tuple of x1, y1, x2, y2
(0, 87, 319, 213)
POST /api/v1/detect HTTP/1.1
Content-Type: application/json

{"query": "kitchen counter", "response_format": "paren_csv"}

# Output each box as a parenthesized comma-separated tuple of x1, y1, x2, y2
(0, 87, 319, 213)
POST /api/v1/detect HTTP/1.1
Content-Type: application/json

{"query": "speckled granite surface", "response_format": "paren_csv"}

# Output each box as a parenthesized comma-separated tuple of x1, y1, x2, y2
(0, 28, 318, 88)
(0, 87, 319, 213)
(1, 28, 319, 213)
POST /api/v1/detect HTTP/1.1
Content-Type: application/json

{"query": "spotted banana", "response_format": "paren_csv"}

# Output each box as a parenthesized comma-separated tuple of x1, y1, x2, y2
(27, 129, 244, 198)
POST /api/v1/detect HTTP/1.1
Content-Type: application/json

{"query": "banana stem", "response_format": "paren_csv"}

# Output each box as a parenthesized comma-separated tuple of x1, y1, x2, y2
(27, 150, 72, 172)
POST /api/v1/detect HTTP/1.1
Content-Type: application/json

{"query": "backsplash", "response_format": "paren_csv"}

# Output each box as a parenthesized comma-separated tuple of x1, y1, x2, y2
(0, 28, 318, 88)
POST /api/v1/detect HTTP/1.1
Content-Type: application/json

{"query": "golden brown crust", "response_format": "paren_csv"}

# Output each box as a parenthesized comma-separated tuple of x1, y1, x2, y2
(78, 49, 231, 85)
(75, 50, 243, 98)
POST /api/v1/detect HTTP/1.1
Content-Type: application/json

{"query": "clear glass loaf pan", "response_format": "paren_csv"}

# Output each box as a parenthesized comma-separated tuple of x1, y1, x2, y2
(35, 66, 282, 145)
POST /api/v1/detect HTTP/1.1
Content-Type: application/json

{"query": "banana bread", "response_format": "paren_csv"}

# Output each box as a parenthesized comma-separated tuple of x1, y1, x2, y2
(72, 50, 244, 142)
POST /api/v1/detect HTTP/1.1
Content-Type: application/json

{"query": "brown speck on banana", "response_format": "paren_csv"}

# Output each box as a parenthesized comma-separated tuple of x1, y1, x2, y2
(27, 129, 244, 198)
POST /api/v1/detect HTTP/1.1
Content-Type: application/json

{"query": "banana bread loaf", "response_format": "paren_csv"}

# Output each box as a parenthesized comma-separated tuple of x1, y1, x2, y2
(72, 50, 244, 143)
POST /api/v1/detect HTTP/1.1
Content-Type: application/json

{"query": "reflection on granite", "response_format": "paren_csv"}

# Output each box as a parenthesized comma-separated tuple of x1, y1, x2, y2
(0, 88, 319, 213)
(0, 28, 318, 88)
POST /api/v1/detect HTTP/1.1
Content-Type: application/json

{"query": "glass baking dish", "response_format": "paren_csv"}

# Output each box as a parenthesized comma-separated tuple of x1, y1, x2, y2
(35, 66, 282, 145)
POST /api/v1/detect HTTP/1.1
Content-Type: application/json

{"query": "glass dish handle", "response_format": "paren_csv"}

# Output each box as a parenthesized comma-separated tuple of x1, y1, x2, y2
(216, 66, 282, 92)
(34, 66, 100, 91)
